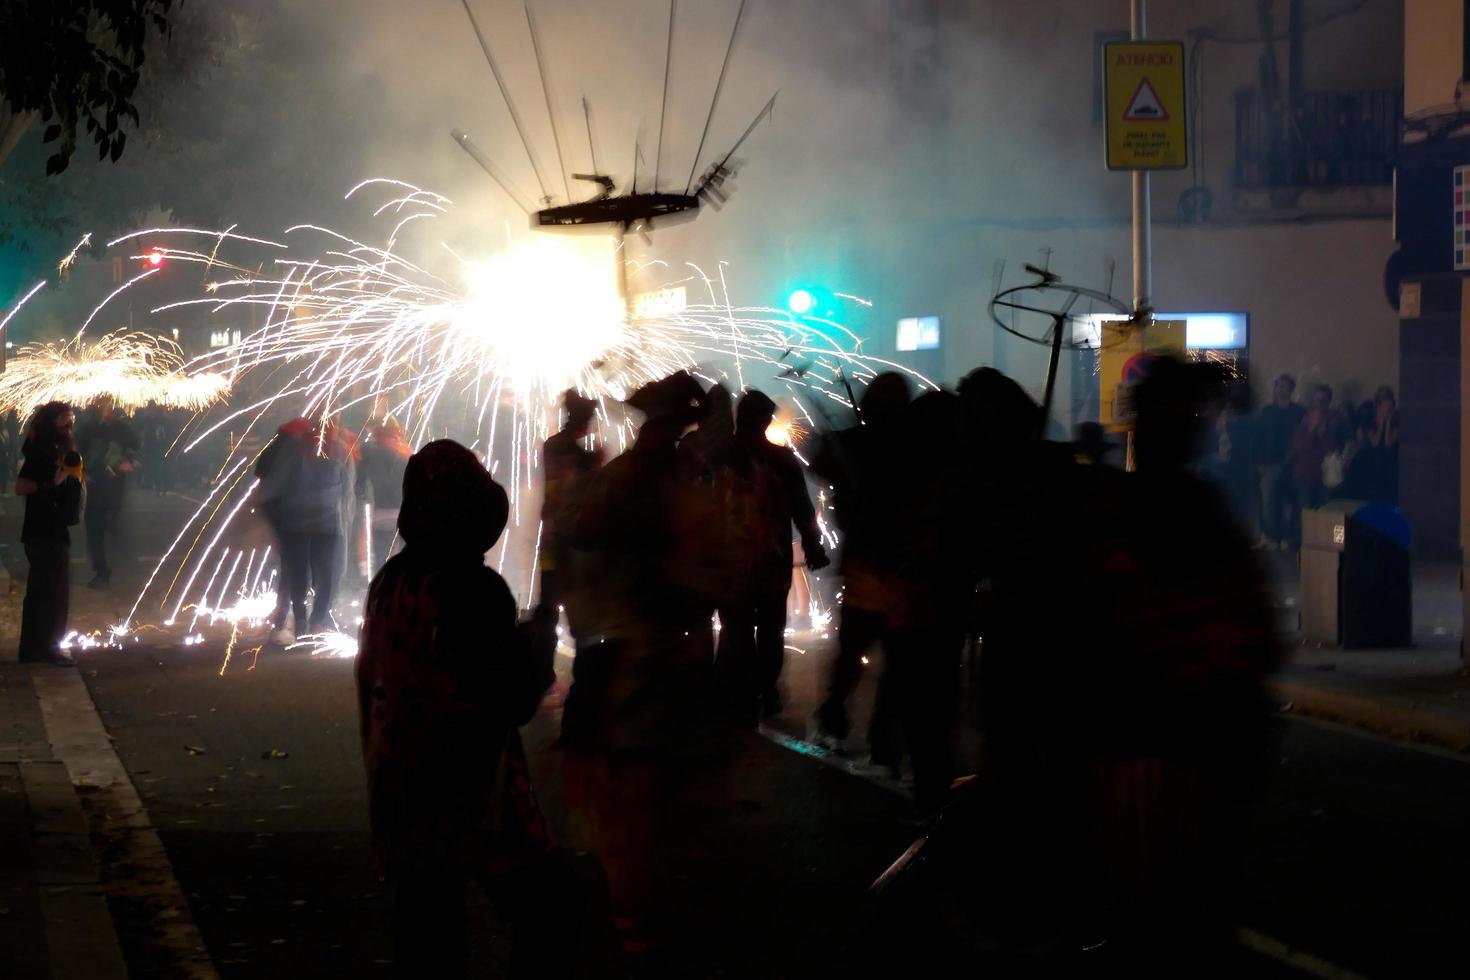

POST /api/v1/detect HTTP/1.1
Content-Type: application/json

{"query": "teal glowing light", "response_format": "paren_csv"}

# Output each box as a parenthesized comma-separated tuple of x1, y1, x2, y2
(787, 288, 815, 315)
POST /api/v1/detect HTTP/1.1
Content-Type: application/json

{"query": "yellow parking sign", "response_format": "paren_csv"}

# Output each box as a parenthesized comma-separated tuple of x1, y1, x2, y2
(1104, 41, 1187, 170)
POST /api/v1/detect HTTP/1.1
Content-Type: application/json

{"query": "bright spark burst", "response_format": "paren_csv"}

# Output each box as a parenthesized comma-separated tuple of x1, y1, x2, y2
(288, 631, 359, 659)
(0, 331, 230, 414)
(41, 179, 931, 653)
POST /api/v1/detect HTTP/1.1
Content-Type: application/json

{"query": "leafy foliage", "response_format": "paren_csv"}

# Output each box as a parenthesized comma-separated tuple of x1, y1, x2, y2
(0, 0, 177, 174)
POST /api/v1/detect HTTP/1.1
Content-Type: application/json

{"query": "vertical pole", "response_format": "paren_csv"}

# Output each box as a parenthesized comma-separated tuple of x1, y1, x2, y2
(1126, 0, 1150, 471)
(616, 225, 633, 324)
(1131, 0, 1151, 316)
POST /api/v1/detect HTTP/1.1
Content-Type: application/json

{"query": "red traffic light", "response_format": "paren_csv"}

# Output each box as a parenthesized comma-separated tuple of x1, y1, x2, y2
(146, 249, 164, 267)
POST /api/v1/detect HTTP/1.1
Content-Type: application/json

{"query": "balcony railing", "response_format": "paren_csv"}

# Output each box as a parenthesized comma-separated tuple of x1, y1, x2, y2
(1235, 88, 1401, 189)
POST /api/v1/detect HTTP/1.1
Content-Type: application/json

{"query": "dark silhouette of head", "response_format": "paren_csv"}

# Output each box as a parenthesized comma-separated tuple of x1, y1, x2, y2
(625, 372, 706, 447)
(562, 389, 597, 436)
(859, 372, 910, 430)
(701, 382, 734, 437)
(397, 440, 508, 559)
(1133, 356, 1228, 473)
(1272, 374, 1296, 407)
(908, 389, 960, 458)
(957, 367, 1042, 453)
(736, 389, 777, 444)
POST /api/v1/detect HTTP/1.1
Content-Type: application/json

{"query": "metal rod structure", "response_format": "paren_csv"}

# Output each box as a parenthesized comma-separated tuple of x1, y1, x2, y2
(1131, 0, 1152, 315)
(654, 0, 677, 191)
(450, 129, 533, 214)
(459, 0, 551, 203)
(583, 97, 599, 177)
(524, 1, 571, 203)
(685, 0, 748, 194)
(693, 92, 777, 197)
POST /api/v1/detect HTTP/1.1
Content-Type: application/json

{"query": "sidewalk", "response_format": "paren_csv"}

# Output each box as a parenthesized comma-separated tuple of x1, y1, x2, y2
(0, 661, 128, 980)
(1264, 556, 1470, 751)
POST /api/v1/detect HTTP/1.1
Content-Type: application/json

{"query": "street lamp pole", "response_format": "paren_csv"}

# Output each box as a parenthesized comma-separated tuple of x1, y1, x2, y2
(1131, 0, 1152, 316)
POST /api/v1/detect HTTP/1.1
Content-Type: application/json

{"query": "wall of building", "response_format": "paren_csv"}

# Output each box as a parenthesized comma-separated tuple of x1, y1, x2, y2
(1405, 0, 1464, 114)
(660, 0, 1404, 411)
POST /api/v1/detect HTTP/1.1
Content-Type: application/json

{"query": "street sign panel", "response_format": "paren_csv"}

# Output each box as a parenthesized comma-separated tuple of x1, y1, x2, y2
(1104, 40, 1187, 170)
(1098, 318, 1186, 430)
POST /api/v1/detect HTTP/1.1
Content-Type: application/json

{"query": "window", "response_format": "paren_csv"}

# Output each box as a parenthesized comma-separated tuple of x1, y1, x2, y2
(896, 315, 941, 352)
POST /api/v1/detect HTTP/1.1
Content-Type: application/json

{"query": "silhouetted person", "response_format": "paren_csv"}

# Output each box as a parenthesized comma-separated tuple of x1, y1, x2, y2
(258, 413, 355, 642)
(1255, 373, 1304, 549)
(1343, 385, 1399, 503)
(1096, 357, 1281, 973)
(15, 402, 83, 665)
(355, 417, 412, 574)
(77, 397, 138, 588)
(537, 389, 602, 618)
(714, 389, 829, 726)
(561, 372, 729, 972)
(1216, 382, 1257, 530)
(880, 388, 967, 813)
(356, 440, 577, 980)
(681, 381, 735, 477)
(1285, 383, 1333, 546)
(811, 372, 911, 762)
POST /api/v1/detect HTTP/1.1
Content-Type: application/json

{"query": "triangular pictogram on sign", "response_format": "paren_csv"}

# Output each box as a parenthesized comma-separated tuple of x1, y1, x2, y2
(1123, 78, 1168, 121)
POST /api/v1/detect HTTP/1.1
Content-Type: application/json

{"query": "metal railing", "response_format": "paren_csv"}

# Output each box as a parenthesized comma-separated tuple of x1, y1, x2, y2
(1234, 88, 1401, 189)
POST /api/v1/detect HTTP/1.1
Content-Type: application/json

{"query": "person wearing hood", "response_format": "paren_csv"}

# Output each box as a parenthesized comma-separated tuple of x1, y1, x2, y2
(355, 417, 413, 575)
(356, 440, 576, 979)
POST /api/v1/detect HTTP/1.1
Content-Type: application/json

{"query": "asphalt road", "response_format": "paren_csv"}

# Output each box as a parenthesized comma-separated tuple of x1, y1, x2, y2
(66, 626, 1470, 980)
(30, 491, 1470, 978)
(78, 641, 921, 979)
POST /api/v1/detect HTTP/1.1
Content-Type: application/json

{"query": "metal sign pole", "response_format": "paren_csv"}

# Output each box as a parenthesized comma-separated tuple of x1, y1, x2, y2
(1131, 0, 1152, 316)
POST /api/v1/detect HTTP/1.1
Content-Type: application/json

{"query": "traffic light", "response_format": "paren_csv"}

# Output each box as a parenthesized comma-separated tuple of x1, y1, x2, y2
(145, 249, 164, 267)
(784, 283, 839, 320)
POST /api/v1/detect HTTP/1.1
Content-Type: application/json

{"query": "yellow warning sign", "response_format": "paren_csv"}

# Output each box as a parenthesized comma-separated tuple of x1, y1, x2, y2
(1105, 40, 1187, 170)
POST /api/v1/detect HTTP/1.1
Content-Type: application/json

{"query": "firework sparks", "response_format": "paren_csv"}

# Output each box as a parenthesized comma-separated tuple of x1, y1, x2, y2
(0, 331, 230, 414)
(41, 179, 931, 650)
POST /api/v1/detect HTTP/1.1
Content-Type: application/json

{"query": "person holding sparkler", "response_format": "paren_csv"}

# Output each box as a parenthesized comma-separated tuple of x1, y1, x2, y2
(15, 402, 83, 665)
(356, 440, 577, 979)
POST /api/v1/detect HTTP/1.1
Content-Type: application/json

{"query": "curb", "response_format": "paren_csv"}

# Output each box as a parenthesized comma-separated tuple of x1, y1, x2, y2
(30, 667, 218, 979)
(1272, 679, 1470, 753)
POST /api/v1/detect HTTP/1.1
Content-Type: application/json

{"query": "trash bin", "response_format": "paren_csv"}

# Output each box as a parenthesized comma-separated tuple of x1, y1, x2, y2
(1301, 501, 1412, 648)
